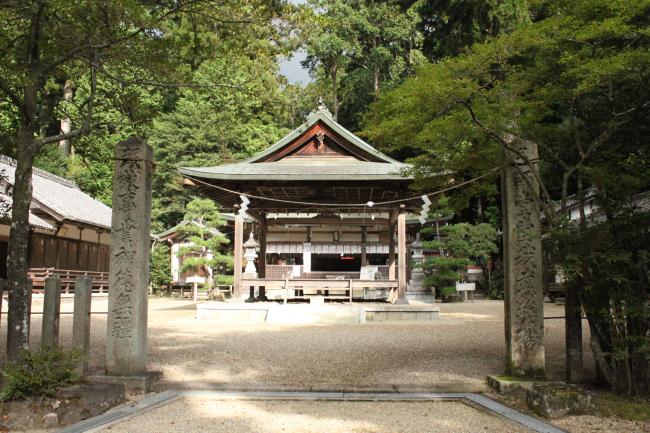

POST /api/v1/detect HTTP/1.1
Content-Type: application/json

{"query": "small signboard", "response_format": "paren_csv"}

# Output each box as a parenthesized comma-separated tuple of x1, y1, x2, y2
(360, 266, 379, 280)
(455, 282, 476, 292)
(185, 276, 205, 284)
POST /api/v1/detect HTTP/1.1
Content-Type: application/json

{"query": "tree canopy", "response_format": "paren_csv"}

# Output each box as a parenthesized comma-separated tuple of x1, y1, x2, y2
(364, 0, 650, 394)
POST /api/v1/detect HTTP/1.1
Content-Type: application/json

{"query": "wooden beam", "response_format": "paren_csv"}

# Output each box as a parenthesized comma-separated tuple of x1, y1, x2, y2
(233, 206, 244, 297)
(245, 209, 264, 225)
(389, 210, 399, 226)
(388, 216, 396, 280)
(396, 204, 408, 304)
(266, 217, 390, 226)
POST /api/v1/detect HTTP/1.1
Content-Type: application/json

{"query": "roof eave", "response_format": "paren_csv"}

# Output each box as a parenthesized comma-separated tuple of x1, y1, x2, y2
(179, 170, 413, 182)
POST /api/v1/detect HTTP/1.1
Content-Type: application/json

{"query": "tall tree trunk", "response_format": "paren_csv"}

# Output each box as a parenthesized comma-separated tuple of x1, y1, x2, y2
(373, 65, 380, 97)
(5, 2, 45, 360)
(58, 80, 73, 157)
(332, 62, 338, 121)
(435, 219, 442, 255)
(6, 129, 37, 360)
(372, 37, 380, 97)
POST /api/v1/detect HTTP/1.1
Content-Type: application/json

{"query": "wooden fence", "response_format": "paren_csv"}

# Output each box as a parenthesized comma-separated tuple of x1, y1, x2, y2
(27, 267, 109, 294)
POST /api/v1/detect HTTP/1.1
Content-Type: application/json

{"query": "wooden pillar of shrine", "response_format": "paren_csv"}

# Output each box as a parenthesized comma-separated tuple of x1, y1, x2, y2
(396, 204, 408, 304)
(233, 205, 244, 298)
(258, 217, 267, 279)
(388, 216, 396, 280)
(257, 217, 268, 301)
(361, 226, 368, 266)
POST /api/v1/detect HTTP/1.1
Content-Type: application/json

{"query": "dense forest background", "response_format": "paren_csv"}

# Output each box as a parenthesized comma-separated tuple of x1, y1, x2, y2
(0, 0, 536, 232)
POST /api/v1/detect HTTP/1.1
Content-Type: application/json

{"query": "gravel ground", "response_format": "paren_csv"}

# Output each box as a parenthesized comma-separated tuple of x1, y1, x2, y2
(553, 415, 650, 433)
(98, 398, 534, 433)
(4, 297, 645, 433)
(1, 298, 594, 390)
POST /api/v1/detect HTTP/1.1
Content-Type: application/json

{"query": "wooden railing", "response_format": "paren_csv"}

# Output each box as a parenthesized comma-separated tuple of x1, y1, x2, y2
(302, 271, 360, 280)
(265, 265, 389, 280)
(241, 277, 398, 303)
(27, 268, 109, 294)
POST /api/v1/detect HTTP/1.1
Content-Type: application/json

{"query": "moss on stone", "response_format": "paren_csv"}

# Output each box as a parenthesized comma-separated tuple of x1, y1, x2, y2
(495, 375, 528, 382)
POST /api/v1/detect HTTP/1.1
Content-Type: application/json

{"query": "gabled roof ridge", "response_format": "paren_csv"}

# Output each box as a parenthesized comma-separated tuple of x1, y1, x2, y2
(322, 113, 401, 164)
(0, 154, 78, 189)
(244, 109, 400, 165)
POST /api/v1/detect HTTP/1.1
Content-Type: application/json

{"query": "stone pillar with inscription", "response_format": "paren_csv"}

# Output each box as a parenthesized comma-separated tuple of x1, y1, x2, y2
(106, 138, 153, 377)
(502, 139, 545, 379)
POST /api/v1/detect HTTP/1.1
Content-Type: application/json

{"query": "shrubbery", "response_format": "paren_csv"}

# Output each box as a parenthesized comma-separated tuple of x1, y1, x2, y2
(1, 348, 81, 400)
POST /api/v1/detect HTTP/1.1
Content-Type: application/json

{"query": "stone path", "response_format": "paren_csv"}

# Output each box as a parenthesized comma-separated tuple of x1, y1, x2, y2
(60, 391, 567, 433)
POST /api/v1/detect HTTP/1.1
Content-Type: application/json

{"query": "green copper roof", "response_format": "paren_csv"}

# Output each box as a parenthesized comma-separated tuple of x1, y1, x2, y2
(180, 160, 412, 181)
(179, 106, 411, 182)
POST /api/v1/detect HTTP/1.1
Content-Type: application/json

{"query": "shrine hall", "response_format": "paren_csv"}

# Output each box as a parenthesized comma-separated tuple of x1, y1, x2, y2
(179, 104, 427, 304)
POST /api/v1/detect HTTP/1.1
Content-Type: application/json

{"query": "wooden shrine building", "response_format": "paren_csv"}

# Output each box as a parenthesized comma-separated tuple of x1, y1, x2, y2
(180, 105, 422, 303)
(0, 155, 112, 292)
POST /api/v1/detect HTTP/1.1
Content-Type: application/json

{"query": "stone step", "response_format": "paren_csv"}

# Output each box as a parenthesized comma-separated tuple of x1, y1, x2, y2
(406, 293, 436, 303)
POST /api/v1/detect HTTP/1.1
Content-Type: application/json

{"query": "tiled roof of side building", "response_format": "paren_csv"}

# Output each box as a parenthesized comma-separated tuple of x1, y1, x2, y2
(0, 155, 112, 230)
(0, 192, 56, 231)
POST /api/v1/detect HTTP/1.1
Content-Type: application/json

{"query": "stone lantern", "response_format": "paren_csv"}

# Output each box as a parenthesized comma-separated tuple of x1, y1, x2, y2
(408, 232, 430, 299)
(412, 233, 424, 259)
(243, 231, 259, 278)
(243, 231, 259, 303)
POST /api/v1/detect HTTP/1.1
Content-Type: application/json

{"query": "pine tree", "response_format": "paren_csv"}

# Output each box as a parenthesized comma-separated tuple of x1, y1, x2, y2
(176, 198, 233, 293)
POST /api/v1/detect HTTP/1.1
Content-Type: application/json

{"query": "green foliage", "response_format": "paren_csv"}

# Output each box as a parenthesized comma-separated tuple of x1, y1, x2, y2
(366, 0, 650, 394)
(414, 0, 530, 59)
(364, 0, 650, 218)
(301, 0, 528, 131)
(487, 259, 504, 300)
(1, 348, 81, 400)
(422, 255, 471, 297)
(593, 392, 650, 421)
(420, 202, 497, 299)
(0, 1, 302, 223)
(215, 273, 234, 286)
(441, 223, 499, 265)
(302, 0, 424, 128)
(176, 198, 233, 289)
(150, 54, 292, 228)
(553, 205, 650, 395)
(150, 242, 171, 291)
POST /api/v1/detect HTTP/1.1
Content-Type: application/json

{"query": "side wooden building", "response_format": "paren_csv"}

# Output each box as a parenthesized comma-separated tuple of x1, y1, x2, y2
(0, 155, 112, 292)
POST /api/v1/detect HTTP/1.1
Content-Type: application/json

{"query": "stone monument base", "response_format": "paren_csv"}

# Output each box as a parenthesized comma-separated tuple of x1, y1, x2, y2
(88, 370, 162, 394)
